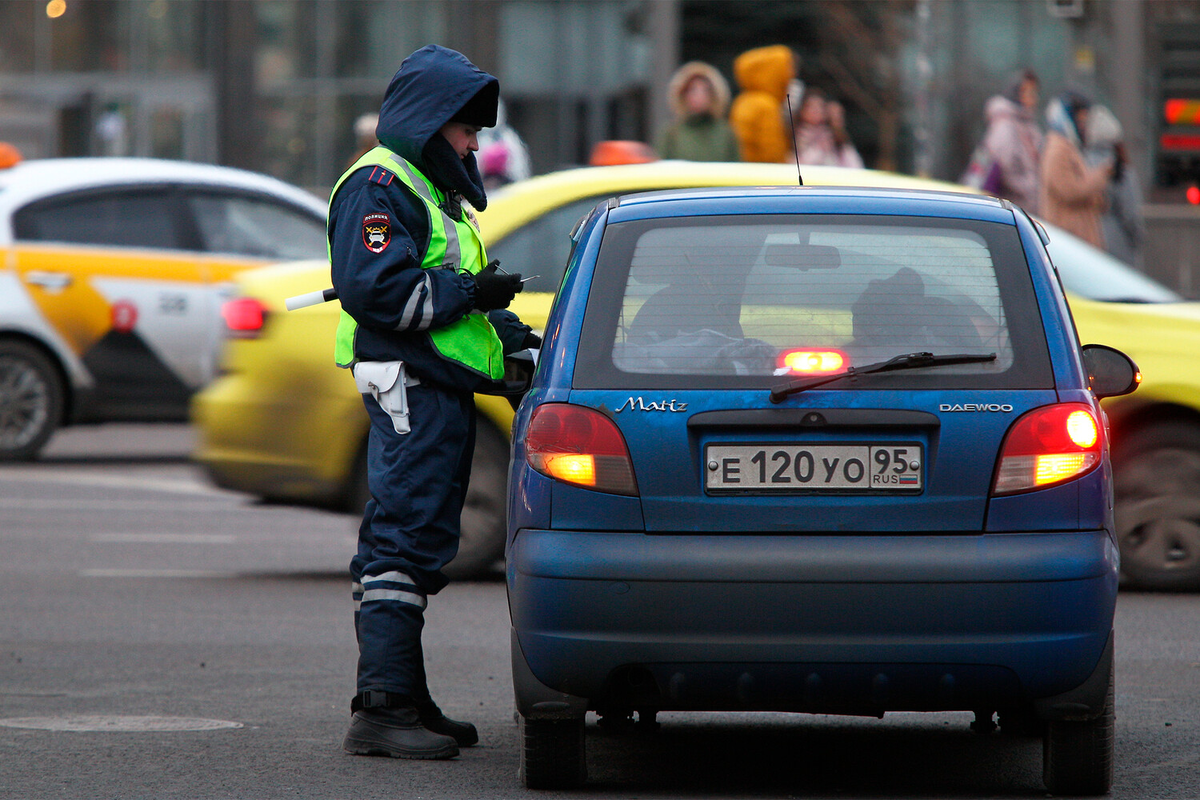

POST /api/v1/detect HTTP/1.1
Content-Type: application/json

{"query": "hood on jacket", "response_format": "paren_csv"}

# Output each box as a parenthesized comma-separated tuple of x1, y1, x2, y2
(985, 94, 1032, 124)
(1045, 95, 1084, 148)
(733, 45, 794, 101)
(375, 45, 499, 208)
(1086, 104, 1122, 148)
(667, 61, 732, 119)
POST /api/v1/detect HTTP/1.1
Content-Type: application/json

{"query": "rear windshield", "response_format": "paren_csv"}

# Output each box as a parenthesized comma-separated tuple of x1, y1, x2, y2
(574, 214, 1054, 390)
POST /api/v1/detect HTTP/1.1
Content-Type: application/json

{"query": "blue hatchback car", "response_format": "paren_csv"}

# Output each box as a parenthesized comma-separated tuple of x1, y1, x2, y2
(506, 186, 1139, 794)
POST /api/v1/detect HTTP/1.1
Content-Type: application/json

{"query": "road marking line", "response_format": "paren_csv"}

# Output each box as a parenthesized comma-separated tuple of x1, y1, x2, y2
(90, 533, 237, 544)
(80, 569, 236, 579)
(0, 715, 243, 732)
(0, 469, 235, 497)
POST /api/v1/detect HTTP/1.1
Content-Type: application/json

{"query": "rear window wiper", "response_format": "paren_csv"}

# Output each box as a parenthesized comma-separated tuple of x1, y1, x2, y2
(769, 351, 998, 404)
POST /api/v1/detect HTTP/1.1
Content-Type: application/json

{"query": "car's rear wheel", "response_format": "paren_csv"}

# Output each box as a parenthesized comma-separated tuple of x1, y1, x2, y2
(1113, 422, 1200, 590)
(1042, 670, 1114, 796)
(0, 340, 64, 461)
(519, 716, 586, 790)
(345, 417, 508, 580)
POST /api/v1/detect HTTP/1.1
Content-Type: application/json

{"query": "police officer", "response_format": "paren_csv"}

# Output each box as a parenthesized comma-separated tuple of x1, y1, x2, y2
(330, 45, 538, 760)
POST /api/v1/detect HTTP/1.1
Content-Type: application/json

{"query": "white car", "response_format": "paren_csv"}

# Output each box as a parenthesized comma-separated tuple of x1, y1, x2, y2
(0, 157, 327, 459)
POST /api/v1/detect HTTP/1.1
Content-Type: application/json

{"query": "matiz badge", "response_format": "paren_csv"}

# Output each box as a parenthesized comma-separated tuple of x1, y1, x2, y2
(362, 213, 391, 254)
(615, 396, 688, 413)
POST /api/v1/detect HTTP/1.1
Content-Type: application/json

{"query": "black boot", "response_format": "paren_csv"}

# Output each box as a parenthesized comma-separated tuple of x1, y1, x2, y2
(417, 701, 479, 747)
(343, 706, 459, 759)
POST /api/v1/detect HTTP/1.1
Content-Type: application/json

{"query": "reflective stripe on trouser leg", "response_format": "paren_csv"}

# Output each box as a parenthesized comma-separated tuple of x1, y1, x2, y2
(355, 594, 426, 697)
(352, 572, 428, 612)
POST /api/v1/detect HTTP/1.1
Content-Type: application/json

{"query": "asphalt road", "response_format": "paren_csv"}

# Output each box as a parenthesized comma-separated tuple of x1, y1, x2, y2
(0, 424, 1198, 799)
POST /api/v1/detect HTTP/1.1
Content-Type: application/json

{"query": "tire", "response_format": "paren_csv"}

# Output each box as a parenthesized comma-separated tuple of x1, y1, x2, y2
(445, 419, 508, 580)
(519, 716, 586, 790)
(344, 419, 509, 581)
(0, 340, 64, 461)
(1113, 422, 1200, 590)
(1042, 670, 1115, 796)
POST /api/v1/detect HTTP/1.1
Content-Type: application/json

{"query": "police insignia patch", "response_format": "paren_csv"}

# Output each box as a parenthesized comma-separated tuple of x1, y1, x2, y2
(362, 213, 391, 254)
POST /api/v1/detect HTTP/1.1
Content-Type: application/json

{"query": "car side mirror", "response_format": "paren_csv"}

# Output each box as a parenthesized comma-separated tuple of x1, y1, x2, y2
(478, 349, 538, 408)
(1081, 344, 1140, 399)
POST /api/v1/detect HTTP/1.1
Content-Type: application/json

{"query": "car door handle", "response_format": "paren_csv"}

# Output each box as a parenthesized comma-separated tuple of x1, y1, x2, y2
(25, 271, 73, 291)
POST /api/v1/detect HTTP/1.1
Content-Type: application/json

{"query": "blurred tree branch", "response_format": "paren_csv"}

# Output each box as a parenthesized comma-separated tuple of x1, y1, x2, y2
(815, 1, 911, 171)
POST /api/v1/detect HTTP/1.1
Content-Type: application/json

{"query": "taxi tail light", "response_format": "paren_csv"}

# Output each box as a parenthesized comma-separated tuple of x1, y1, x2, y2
(222, 297, 268, 338)
(991, 403, 1102, 495)
(525, 403, 638, 496)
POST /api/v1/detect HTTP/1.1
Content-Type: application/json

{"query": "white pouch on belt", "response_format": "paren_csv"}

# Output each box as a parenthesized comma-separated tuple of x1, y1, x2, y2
(353, 361, 421, 435)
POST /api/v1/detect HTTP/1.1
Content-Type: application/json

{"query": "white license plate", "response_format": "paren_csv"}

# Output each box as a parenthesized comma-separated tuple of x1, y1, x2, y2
(705, 443, 924, 492)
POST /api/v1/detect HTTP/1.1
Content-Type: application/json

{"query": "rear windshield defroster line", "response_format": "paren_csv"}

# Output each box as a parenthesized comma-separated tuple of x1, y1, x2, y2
(573, 214, 1054, 391)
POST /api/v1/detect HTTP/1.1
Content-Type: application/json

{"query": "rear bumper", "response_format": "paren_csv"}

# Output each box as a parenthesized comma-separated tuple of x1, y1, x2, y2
(508, 529, 1118, 713)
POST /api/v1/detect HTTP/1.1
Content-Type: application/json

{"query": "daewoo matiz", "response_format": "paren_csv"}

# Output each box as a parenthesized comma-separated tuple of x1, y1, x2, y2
(506, 186, 1139, 794)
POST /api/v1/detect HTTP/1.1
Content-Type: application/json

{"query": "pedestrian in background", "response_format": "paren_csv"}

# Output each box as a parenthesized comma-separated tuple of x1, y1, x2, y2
(1085, 105, 1144, 266)
(655, 61, 740, 162)
(350, 113, 379, 167)
(1040, 90, 1112, 249)
(791, 87, 863, 168)
(729, 45, 795, 163)
(329, 44, 538, 761)
(974, 70, 1044, 213)
(476, 98, 532, 190)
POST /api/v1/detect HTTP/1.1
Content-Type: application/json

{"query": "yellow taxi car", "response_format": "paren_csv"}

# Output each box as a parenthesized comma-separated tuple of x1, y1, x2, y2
(193, 161, 1200, 588)
(0, 156, 327, 459)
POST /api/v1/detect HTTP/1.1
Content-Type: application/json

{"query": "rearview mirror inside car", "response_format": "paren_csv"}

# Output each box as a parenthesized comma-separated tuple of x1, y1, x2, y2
(764, 244, 841, 270)
(1081, 343, 1140, 399)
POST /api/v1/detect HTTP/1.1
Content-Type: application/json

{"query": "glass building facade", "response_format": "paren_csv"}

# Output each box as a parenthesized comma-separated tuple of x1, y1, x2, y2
(0, 0, 666, 193)
(0, 0, 1189, 206)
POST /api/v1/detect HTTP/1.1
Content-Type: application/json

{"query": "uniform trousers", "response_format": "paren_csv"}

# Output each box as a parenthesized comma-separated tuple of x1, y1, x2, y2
(350, 381, 476, 700)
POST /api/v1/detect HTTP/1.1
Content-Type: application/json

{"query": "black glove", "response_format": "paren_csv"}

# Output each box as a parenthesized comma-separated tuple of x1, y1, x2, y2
(522, 331, 543, 349)
(471, 262, 523, 311)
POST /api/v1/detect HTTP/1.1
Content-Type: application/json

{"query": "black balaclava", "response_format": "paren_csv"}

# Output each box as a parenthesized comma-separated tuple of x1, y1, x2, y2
(375, 45, 499, 210)
(421, 82, 498, 211)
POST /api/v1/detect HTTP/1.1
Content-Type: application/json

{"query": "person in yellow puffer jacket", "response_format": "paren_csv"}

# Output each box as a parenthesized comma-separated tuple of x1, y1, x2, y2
(729, 45, 796, 163)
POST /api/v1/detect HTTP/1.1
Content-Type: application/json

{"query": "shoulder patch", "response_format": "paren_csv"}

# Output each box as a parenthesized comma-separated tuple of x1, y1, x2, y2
(362, 213, 391, 254)
(367, 166, 396, 187)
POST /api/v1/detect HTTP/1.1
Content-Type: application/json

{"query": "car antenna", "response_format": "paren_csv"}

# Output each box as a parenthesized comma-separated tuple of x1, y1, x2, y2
(786, 92, 803, 186)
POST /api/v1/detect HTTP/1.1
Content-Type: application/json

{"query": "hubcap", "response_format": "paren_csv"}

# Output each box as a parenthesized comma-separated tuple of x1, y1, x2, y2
(0, 355, 49, 450)
(1115, 446, 1200, 583)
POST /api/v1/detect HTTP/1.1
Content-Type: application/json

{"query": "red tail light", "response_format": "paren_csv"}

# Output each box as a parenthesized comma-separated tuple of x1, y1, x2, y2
(221, 297, 267, 338)
(992, 403, 1102, 495)
(525, 404, 638, 496)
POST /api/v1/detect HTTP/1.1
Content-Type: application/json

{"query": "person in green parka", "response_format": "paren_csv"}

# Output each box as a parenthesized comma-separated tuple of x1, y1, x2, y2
(655, 61, 740, 162)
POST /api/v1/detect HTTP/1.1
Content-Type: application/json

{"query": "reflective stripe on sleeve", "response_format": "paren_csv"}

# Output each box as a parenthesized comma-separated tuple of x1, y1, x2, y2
(396, 272, 432, 332)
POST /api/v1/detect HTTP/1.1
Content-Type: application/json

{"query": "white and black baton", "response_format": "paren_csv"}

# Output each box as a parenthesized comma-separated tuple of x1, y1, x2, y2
(285, 275, 539, 312)
(285, 288, 338, 311)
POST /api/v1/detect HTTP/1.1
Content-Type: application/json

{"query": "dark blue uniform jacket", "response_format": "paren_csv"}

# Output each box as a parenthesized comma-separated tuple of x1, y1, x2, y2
(329, 45, 531, 393)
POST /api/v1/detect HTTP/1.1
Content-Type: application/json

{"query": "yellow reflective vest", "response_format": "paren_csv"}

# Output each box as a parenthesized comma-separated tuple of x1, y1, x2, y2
(331, 146, 504, 381)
